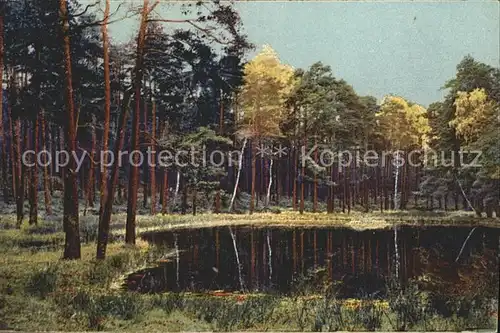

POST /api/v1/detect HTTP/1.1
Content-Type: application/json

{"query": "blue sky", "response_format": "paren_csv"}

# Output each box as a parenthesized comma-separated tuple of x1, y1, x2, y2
(108, 1, 500, 106)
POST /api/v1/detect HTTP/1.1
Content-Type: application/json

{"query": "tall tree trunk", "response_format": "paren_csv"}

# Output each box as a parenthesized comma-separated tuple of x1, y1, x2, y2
(99, 0, 111, 218)
(394, 162, 400, 210)
(150, 96, 156, 215)
(229, 137, 247, 212)
(276, 155, 281, 204)
(60, 0, 81, 259)
(97, 91, 131, 259)
(126, 0, 152, 245)
(181, 181, 187, 215)
(8, 94, 15, 201)
(59, 127, 65, 188)
(0, 10, 7, 203)
(192, 190, 197, 216)
(48, 126, 54, 194)
(161, 169, 168, 214)
(214, 89, 223, 213)
(250, 139, 256, 214)
(313, 136, 318, 212)
(86, 115, 96, 208)
(14, 118, 23, 226)
(265, 158, 273, 208)
(173, 171, 180, 207)
(292, 145, 297, 210)
(300, 134, 306, 214)
(142, 98, 148, 209)
(29, 115, 39, 225)
(41, 110, 52, 215)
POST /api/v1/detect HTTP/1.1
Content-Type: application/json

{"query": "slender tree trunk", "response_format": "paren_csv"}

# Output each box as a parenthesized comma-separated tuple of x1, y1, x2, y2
(60, 0, 80, 259)
(276, 154, 281, 204)
(96, 91, 131, 259)
(8, 96, 15, 201)
(126, 0, 151, 245)
(23, 121, 29, 205)
(41, 110, 52, 215)
(214, 90, 223, 213)
(29, 115, 39, 225)
(266, 158, 273, 208)
(394, 163, 400, 210)
(313, 136, 318, 212)
(59, 127, 65, 188)
(0, 11, 7, 203)
(14, 118, 23, 226)
(87, 115, 96, 208)
(347, 165, 351, 214)
(142, 98, 148, 209)
(300, 133, 306, 214)
(292, 145, 297, 210)
(48, 126, 54, 194)
(99, 0, 111, 218)
(181, 182, 187, 215)
(162, 169, 168, 214)
(250, 139, 256, 214)
(150, 97, 156, 215)
(229, 137, 247, 212)
(173, 171, 180, 207)
(192, 190, 196, 216)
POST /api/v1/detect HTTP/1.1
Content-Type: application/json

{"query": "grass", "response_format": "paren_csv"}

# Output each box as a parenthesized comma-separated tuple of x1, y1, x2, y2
(123, 210, 500, 236)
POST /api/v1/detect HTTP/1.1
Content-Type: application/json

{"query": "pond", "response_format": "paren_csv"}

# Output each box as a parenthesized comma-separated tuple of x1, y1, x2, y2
(125, 225, 500, 297)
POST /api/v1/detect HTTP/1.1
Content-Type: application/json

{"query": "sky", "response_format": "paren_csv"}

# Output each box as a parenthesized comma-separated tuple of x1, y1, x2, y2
(108, 1, 500, 106)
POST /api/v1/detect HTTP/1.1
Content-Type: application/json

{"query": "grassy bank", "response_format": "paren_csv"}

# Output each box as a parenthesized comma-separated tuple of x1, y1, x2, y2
(127, 210, 500, 234)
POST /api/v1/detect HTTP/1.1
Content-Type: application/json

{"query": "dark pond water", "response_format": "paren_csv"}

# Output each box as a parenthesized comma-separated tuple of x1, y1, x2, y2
(126, 225, 499, 297)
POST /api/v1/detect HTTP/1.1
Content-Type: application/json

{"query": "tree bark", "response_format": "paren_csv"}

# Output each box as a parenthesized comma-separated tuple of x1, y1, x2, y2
(313, 136, 318, 212)
(29, 115, 39, 225)
(97, 91, 131, 259)
(142, 98, 148, 209)
(265, 158, 273, 208)
(60, 0, 81, 259)
(0, 10, 7, 203)
(14, 118, 23, 226)
(8, 92, 15, 201)
(292, 145, 297, 210)
(229, 137, 247, 212)
(41, 110, 52, 215)
(300, 135, 306, 214)
(86, 115, 96, 208)
(214, 90, 223, 213)
(250, 139, 256, 214)
(162, 169, 168, 214)
(150, 96, 156, 215)
(99, 0, 111, 218)
(126, 0, 153, 245)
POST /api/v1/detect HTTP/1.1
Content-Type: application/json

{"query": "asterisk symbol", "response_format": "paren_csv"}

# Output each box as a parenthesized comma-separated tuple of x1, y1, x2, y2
(256, 144, 271, 157)
(273, 144, 288, 158)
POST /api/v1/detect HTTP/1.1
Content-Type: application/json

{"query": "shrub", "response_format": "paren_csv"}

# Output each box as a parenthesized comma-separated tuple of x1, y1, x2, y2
(386, 278, 430, 331)
(80, 216, 99, 243)
(25, 264, 58, 298)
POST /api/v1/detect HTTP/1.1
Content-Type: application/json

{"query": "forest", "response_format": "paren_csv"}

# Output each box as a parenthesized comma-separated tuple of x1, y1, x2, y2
(0, 0, 499, 331)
